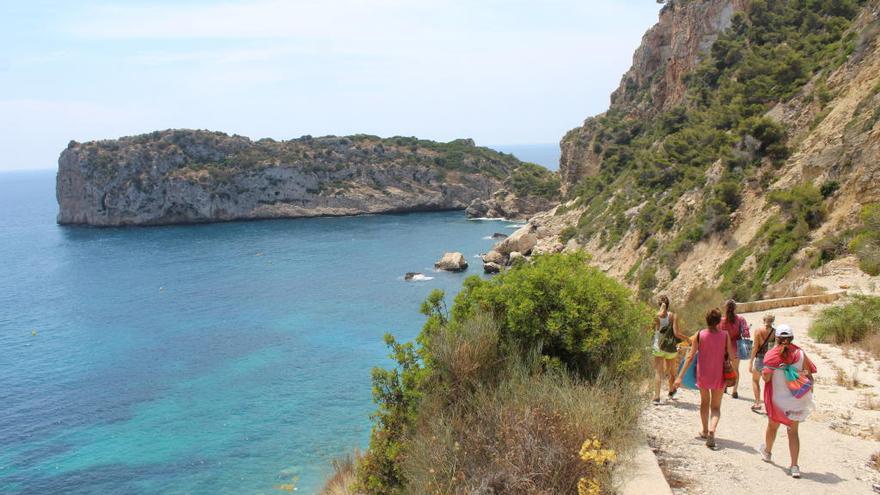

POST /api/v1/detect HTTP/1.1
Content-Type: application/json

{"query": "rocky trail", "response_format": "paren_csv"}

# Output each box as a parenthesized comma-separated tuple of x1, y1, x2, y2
(643, 302, 880, 494)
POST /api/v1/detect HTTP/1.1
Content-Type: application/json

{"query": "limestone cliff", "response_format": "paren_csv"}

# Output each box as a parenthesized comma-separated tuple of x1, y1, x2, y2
(56, 131, 551, 226)
(534, 0, 880, 304)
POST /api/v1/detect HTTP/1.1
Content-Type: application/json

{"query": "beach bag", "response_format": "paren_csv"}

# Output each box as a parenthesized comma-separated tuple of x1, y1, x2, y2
(678, 351, 699, 389)
(677, 332, 699, 389)
(723, 354, 737, 387)
(737, 338, 753, 360)
(779, 362, 814, 398)
(659, 322, 680, 354)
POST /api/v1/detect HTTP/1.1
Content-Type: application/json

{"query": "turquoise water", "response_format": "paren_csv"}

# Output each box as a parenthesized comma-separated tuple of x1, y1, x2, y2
(0, 170, 519, 494)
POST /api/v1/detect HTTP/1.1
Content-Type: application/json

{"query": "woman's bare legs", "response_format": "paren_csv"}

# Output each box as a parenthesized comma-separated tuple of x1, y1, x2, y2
(653, 356, 665, 401)
(751, 368, 762, 407)
(731, 357, 741, 395)
(698, 389, 710, 436)
(709, 389, 723, 434)
(765, 419, 780, 454)
(665, 357, 678, 394)
(788, 421, 800, 467)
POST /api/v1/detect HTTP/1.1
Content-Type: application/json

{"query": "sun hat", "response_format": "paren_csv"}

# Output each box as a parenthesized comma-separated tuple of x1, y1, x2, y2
(775, 324, 793, 338)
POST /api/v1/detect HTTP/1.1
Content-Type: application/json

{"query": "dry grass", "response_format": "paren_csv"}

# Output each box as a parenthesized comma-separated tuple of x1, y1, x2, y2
(863, 334, 880, 360)
(678, 286, 727, 335)
(870, 451, 880, 471)
(318, 452, 361, 495)
(833, 366, 865, 389)
(401, 359, 642, 494)
(859, 392, 880, 411)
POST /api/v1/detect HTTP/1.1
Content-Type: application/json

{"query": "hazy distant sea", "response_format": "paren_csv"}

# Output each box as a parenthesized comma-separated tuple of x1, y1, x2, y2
(490, 143, 560, 170)
(0, 170, 521, 494)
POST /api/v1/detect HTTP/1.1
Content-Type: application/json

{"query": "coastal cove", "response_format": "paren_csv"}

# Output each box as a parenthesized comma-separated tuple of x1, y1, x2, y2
(0, 170, 520, 494)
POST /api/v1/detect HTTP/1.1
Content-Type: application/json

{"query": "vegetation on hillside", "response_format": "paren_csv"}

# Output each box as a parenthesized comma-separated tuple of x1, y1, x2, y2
(346, 253, 651, 494)
(810, 295, 880, 356)
(562, 0, 865, 299)
(80, 130, 533, 182)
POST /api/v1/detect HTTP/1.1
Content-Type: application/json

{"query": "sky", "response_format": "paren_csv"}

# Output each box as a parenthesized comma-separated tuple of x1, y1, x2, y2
(0, 0, 662, 171)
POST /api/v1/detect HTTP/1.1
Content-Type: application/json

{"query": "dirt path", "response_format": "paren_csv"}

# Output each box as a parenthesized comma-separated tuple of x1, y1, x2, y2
(643, 303, 880, 494)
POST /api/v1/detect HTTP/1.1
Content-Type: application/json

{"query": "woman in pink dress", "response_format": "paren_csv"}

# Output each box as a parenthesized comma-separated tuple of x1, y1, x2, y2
(719, 299, 748, 398)
(676, 308, 736, 449)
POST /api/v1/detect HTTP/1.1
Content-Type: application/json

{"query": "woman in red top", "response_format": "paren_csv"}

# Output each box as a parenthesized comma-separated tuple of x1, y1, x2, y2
(719, 299, 748, 398)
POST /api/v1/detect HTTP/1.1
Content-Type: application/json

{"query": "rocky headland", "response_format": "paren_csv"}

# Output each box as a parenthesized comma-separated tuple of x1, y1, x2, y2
(496, 0, 880, 303)
(56, 131, 559, 226)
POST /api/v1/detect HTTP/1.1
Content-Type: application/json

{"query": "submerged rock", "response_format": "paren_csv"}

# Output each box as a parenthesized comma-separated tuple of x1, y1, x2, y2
(491, 232, 508, 240)
(483, 262, 502, 274)
(404, 272, 421, 281)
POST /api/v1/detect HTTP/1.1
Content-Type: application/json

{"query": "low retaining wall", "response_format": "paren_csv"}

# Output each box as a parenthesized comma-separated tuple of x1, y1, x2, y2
(737, 291, 847, 314)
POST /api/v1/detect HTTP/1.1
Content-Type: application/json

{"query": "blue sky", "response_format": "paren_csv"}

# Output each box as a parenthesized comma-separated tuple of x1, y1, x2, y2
(0, 1, 661, 171)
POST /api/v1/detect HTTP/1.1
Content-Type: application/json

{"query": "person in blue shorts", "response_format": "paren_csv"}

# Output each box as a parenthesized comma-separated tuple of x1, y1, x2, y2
(748, 313, 776, 413)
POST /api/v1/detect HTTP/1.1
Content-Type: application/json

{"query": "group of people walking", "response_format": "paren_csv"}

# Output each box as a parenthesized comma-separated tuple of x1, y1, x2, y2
(650, 296, 817, 478)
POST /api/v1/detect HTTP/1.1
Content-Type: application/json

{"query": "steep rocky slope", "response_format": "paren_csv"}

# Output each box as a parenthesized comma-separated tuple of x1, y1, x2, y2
(57, 131, 558, 226)
(521, 0, 880, 305)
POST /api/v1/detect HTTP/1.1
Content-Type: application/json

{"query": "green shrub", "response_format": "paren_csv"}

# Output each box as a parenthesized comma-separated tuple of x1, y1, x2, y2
(849, 203, 880, 275)
(820, 180, 840, 198)
(637, 266, 658, 302)
(451, 253, 652, 381)
(559, 225, 578, 244)
(507, 162, 561, 200)
(355, 253, 650, 493)
(809, 295, 880, 344)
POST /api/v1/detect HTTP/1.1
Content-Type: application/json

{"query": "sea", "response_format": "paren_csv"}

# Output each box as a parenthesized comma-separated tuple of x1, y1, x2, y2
(0, 169, 524, 494)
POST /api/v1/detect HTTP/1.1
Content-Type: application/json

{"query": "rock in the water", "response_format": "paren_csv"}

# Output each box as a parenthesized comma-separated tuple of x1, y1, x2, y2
(491, 232, 508, 240)
(464, 188, 558, 221)
(481, 250, 506, 265)
(404, 272, 421, 281)
(483, 262, 502, 274)
(495, 226, 538, 256)
(435, 252, 469, 272)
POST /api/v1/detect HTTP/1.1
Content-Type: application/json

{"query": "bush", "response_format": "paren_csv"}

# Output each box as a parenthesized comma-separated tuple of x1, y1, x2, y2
(451, 253, 652, 380)
(820, 180, 840, 198)
(355, 253, 651, 493)
(508, 162, 561, 200)
(403, 357, 640, 495)
(809, 295, 880, 346)
(851, 204, 880, 275)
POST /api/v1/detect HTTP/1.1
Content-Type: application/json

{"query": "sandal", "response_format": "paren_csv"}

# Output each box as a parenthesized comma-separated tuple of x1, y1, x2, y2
(751, 403, 763, 413)
(697, 431, 708, 439)
(706, 432, 717, 450)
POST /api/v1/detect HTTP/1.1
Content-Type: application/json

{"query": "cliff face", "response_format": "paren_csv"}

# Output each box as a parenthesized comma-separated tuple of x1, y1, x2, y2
(57, 131, 548, 226)
(560, 0, 748, 193)
(534, 0, 880, 303)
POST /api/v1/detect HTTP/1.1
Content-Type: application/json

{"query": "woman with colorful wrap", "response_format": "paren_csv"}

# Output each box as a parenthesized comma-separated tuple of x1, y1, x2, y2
(759, 324, 817, 479)
(674, 308, 736, 449)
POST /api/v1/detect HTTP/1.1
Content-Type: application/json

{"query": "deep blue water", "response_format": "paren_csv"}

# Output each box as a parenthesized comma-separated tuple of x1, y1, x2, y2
(0, 170, 520, 494)
(490, 143, 560, 170)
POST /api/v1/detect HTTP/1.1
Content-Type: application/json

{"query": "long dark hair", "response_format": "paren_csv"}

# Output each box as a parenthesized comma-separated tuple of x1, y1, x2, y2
(725, 299, 737, 322)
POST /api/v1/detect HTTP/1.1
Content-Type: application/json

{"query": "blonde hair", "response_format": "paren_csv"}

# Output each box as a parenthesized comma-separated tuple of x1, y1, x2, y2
(763, 313, 775, 324)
